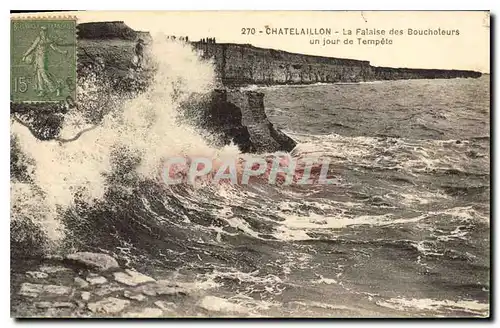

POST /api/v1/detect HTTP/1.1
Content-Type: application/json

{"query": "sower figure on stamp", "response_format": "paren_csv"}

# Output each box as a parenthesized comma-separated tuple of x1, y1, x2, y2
(22, 26, 68, 97)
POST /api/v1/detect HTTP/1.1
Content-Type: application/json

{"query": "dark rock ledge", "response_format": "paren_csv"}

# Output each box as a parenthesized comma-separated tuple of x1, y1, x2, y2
(12, 252, 251, 318)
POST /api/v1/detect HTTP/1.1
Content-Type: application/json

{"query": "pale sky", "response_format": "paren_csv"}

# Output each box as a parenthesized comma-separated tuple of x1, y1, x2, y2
(13, 11, 490, 72)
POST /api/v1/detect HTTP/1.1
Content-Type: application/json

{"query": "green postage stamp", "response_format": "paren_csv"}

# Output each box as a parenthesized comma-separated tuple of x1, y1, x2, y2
(11, 18, 77, 103)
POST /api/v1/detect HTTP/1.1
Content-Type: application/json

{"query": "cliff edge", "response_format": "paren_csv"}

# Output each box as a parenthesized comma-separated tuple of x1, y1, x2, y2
(193, 42, 481, 86)
(11, 21, 296, 154)
(186, 89, 296, 153)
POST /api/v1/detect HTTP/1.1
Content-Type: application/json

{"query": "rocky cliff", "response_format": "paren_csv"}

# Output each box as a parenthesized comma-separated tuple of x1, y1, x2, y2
(12, 251, 245, 317)
(78, 21, 141, 41)
(185, 90, 296, 153)
(78, 21, 481, 85)
(10, 21, 296, 154)
(12, 20, 481, 153)
(193, 42, 481, 86)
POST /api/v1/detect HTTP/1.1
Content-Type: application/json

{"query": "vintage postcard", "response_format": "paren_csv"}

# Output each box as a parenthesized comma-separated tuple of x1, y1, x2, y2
(10, 11, 490, 318)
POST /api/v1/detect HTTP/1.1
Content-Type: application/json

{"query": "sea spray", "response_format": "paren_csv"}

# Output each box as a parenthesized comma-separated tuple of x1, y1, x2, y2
(10, 36, 239, 251)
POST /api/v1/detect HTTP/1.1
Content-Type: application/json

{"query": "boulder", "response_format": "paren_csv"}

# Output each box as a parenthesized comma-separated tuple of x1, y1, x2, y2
(35, 301, 75, 309)
(124, 307, 163, 318)
(135, 280, 188, 297)
(65, 252, 119, 271)
(86, 275, 108, 285)
(39, 265, 72, 274)
(74, 277, 90, 288)
(81, 291, 91, 301)
(198, 295, 248, 314)
(18, 283, 72, 298)
(87, 297, 130, 314)
(26, 271, 49, 279)
(94, 285, 124, 297)
(113, 269, 155, 287)
(123, 290, 147, 301)
(154, 300, 177, 310)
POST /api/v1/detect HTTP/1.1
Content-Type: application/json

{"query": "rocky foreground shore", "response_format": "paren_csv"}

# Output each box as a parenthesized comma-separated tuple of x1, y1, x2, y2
(12, 252, 249, 318)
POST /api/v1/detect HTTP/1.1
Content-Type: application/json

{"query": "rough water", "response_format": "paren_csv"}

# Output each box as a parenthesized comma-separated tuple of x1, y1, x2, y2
(11, 40, 489, 318)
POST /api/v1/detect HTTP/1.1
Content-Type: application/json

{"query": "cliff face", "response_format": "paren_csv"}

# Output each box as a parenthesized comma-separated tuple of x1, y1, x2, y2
(187, 90, 296, 153)
(11, 21, 481, 154)
(193, 42, 481, 86)
(77, 21, 140, 41)
(77, 21, 482, 86)
(194, 43, 371, 85)
(11, 22, 296, 154)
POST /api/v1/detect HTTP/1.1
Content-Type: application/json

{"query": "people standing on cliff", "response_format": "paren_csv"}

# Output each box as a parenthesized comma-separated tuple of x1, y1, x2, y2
(134, 38, 145, 70)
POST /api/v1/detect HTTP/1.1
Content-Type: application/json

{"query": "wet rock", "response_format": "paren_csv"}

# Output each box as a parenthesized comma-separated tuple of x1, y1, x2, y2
(39, 265, 72, 274)
(467, 150, 485, 158)
(86, 275, 108, 285)
(154, 300, 177, 310)
(193, 90, 296, 153)
(18, 283, 72, 298)
(65, 252, 119, 271)
(74, 277, 90, 288)
(124, 307, 163, 318)
(113, 269, 155, 286)
(123, 290, 146, 301)
(94, 285, 124, 297)
(35, 301, 75, 309)
(228, 91, 296, 153)
(198, 296, 247, 314)
(135, 280, 188, 297)
(42, 255, 64, 261)
(26, 271, 49, 279)
(42, 285, 73, 296)
(34, 302, 52, 309)
(87, 297, 130, 314)
(81, 291, 91, 301)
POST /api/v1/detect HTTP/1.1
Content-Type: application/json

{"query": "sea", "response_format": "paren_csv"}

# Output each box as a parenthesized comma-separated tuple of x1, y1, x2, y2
(10, 40, 490, 317)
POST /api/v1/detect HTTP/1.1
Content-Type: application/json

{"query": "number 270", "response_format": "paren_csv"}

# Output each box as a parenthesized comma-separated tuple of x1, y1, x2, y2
(241, 28, 256, 35)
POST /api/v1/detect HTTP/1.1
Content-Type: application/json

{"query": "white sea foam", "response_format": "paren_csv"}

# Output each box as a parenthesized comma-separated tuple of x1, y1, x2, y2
(11, 37, 233, 243)
(376, 297, 489, 316)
